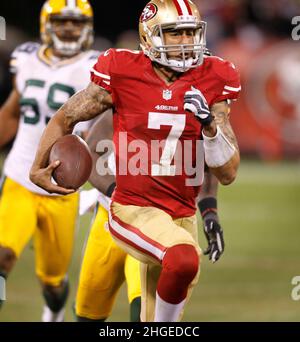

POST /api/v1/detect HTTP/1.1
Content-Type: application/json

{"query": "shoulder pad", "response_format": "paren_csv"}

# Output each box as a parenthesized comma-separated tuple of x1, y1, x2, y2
(10, 42, 40, 74)
(12, 42, 40, 56)
(209, 56, 238, 82)
(87, 50, 101, 61)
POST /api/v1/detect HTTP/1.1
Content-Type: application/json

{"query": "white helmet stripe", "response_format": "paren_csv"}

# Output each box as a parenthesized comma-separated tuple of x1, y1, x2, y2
(176, 0, 192, 16)
(67, 0, 77, 9)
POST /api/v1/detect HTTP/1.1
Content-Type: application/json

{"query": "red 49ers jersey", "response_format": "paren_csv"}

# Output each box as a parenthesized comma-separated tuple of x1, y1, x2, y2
(91, 49, 240, 218)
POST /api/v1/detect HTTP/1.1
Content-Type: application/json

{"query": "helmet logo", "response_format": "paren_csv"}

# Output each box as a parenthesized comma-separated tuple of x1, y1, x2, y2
(140, 3, 158, 22)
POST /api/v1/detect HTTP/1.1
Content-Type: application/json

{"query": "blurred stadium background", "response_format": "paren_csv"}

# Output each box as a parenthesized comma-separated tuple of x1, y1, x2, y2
(0, 0, 299, 321)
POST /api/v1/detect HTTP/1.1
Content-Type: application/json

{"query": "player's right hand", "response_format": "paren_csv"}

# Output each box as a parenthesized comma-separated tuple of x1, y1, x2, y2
(183, 86, 213, 126)
(29, 161, 75, 195)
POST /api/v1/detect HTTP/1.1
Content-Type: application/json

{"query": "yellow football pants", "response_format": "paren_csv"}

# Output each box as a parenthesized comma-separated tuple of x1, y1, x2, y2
(75, 205, 141, 320)
(0, 177, 79, 286)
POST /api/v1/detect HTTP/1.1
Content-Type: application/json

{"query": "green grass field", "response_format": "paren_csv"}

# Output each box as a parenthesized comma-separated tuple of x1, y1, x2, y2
(0, 160, 300, 322)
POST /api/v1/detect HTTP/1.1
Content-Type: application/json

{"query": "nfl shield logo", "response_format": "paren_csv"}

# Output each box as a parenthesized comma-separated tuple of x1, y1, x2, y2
(163, 89, 172, 100)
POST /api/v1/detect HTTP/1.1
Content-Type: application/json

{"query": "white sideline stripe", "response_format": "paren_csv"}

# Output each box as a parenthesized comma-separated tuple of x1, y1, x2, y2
(67, 0, 76, 9)
(103, 80, 110, 85)
(91, 68, 111, 80)
(177, 0, 190, 16)
(108, 210, 166, 261)
(224, 85, 241, 92)
(222, 91, 230, 95)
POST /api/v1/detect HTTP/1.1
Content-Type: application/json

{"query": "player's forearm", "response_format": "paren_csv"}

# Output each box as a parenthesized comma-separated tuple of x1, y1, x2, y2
(202, 101, 240, 185)
(0, 89, 20, 148)
(61, 83, 112, 131)
(89, 165, 116, 195)
(31, 84, 111, 172)
(88, 140, 115, 194)
(209, 151, 239, 185)
(210, 101, 239, 151)
(198, 171, 219, 200)
(85, 110, 115, 193)
(203, 126, 240, 185)
(31, 111, 71, 171)
(0, 116, 19, 148)
(204, 122, 240, 185)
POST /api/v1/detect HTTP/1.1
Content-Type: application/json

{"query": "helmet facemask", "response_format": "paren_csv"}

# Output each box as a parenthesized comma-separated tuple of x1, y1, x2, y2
(141, 19, 207, 73)
(46, 9, 93, 57)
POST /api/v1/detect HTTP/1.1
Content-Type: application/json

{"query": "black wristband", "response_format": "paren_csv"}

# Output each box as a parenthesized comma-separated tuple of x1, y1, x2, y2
(199, 115, 213, 127)
(105, 182, 116, 198)
(198, 197, 217, 218)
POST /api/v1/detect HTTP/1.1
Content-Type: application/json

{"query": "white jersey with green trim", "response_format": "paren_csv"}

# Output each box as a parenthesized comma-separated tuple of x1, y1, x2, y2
(4, 42, 99, 195)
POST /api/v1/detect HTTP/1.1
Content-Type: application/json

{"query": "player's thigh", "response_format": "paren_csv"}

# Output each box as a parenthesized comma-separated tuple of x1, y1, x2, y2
(34, 192, 79, 286)
(174, 215, 199, 246)
(0, 178, 37, 257)
(76, 205, 127, 319)
(109, 201, 198, 265)
(124, 254, 141, 304)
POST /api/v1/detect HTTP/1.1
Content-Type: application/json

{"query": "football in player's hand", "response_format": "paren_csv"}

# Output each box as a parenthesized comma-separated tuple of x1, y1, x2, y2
(49, 134, 92, 190)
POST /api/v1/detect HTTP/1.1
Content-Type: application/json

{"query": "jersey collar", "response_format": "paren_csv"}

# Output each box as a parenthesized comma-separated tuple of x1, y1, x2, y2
(37, 45, 87, 68)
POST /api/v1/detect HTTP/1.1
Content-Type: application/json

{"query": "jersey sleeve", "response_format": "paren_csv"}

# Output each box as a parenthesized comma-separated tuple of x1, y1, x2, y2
(211, 58, 241, 104)
(9, 42, 40, 75)
(90, 49, 114, 93)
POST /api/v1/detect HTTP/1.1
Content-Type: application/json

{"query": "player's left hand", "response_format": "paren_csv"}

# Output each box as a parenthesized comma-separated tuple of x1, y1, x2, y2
(184, 86, 213, 126)
(203, 218, 225, 263)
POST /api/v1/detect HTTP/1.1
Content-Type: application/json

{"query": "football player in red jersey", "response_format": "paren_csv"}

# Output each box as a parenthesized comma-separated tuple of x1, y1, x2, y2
(75, 106, 224, 322)
(30, 0, 240, 321)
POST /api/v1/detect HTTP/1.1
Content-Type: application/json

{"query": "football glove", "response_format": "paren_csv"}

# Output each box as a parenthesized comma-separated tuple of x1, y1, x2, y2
(203, 218, 225, 263)
(183, 86, 213, 126)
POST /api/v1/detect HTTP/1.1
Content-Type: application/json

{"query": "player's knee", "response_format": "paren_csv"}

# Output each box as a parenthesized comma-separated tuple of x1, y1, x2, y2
(0, 246, 17, 274)
(163, 244, 199, 283)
